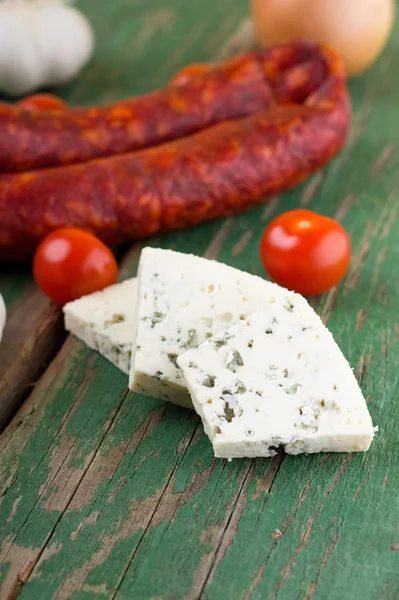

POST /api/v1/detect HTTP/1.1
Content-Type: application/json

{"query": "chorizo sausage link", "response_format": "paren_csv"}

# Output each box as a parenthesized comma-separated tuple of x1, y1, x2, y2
(0, 44, 350, 261)
(0, 41, 329, 173)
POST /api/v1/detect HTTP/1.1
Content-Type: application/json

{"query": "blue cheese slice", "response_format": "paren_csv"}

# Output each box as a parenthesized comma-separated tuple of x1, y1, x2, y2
(178, 297, 376, 458)
(129, 248, 315, 409)
(63, 278, 137, 375)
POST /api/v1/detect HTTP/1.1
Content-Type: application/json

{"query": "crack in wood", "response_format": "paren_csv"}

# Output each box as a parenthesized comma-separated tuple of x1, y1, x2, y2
(355, 351, 374, 386)
(353, 458, 373, 502)
(269, 455, 352, 599)
(110, 422, 203, 599)
(273, 516, 317, 600)
(251, 453, 285, 502)
(0, 382, 130, 598)
(156, 460, 244, 600)
(200, 452, 286, 598)
(304, 527, 340, 600)
(198, 461, 255, 598)
(241, 454, 352, 600)
(242, 463, 309, 600)
(147, 441, 217, 529)
(5, 558, 36, 600)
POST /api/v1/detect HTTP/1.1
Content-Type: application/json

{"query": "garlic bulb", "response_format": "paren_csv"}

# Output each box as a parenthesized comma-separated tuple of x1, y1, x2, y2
(0, 294, 6, 343)
(0, 0, 94, 96)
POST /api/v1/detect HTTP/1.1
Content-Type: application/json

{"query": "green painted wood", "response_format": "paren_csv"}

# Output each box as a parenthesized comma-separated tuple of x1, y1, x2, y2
(1, 0, 399, 598)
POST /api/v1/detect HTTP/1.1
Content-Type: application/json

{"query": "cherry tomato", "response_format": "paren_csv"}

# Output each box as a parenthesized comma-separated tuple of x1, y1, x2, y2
(260, 209, 351, 296)
(170, 63, 211, 87)
(33, 228, 118, 306)
(17, 94, 67, 112)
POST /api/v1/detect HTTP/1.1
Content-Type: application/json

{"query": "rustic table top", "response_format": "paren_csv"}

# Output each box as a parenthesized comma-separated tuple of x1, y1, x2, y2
(1, 1, 398, 599)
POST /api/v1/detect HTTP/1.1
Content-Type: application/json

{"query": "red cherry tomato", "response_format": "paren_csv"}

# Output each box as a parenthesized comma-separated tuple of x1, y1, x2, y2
(17, 94, 67, 112)
(170, 63, 211, 87)
(260, 209, 351, 296)
(33, 228, 118, 306)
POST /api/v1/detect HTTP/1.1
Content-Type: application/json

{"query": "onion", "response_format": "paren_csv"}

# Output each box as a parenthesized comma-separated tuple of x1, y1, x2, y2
(251, 0, 395, 77)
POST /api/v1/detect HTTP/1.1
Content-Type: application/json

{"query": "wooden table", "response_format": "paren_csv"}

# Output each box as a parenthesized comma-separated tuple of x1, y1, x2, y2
(1, 1, 398, 598)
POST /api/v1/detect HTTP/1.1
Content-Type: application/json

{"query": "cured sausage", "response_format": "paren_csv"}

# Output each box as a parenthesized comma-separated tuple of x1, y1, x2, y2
(0, 41, 329, 173)
(0, 44, 349, 260)
(0, 44, 350, 261)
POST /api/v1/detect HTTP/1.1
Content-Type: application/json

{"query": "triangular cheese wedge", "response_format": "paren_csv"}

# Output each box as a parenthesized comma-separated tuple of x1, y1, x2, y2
(64, 278, 137, 375)
(178, 297, 375, 458)
(129, 248, 316, 408)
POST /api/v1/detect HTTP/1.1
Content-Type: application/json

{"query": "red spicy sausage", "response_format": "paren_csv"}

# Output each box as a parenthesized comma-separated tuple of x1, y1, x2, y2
(0, 41, 329, 174)
(0, 44, 350, 261)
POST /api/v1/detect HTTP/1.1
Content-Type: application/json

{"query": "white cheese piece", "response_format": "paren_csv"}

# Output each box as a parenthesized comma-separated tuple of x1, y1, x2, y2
(63, 278, 137, 375)
(129, 247, 315, 409)
(178, 297, 375, 459)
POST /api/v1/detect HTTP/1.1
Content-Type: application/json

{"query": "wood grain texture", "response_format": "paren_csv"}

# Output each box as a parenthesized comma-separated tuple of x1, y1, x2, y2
(1, 0, 399, 598)
(0, 286, 65, 433)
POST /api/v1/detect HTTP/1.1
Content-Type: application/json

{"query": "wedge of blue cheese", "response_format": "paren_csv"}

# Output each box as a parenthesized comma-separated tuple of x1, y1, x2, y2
(63, 278, 137, 375)
(129, 247, 315, 408)
(178, 296, 376, 458)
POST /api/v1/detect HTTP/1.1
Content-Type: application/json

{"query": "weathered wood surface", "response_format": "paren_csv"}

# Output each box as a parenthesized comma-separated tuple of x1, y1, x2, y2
(1, 0, 399, 598)
(0, 276, 65, 432)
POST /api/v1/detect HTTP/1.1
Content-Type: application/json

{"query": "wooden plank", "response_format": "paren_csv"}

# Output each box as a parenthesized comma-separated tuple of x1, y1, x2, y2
(1, 0, 399, 598)
(0, 285, 65, 433)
